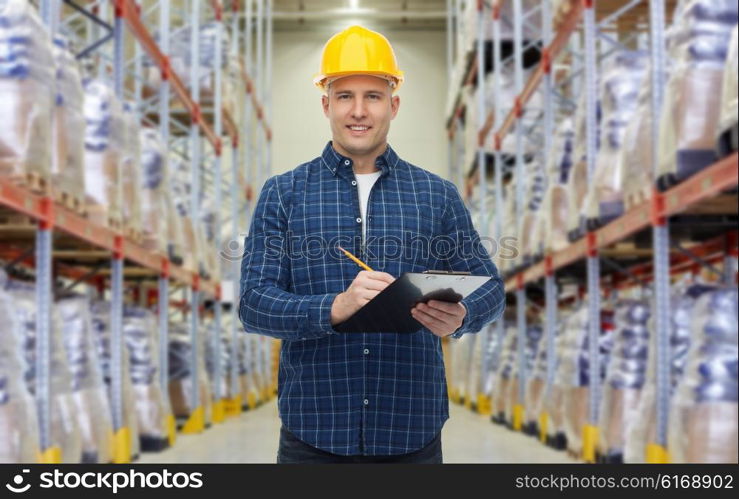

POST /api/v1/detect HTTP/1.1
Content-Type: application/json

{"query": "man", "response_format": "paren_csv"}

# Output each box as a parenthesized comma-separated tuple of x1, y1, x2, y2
(240, 25, 505, 463)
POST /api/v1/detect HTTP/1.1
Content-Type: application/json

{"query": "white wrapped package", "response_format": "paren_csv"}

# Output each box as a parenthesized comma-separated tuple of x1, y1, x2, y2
(598, 299, 650, 463)
(491, 326, 516, 421)
(499, 185, 517, 274)
(205, 320, 235, 400)
(585, 51, 647, 225)
(57, 295, 114, 464)
(717, 25, 738, 153)
(540, 119, 575, 250)
(165, 190, 185, 265)
(480, 324, 505, 403)
(6, 280, 82, 463)
(83, 79, 124, 224)
(449, 333, 475, 404)
(198, 204, 217, 279)
(168, 323, 212, 424)
(121, 103, 141, 234)
(656, 0, 738, 187)
(224, 55, 240, 123)
(51, 35, 85, 203)
(169, 156, 199, 272)
(557, 305, 590, 455)
(546, 118, 575, 184)
(168, 155, 192, 271)
(90, 301, 140, 459)
(0, 270, 39, 463)
(542, 311, 571, 447)
(619, 76, 655, 207)
(123, 306, 169, 451)
(221, 312, 244, 402)
(0, 0, 54, 181)
(204, 318, 229, 402)
(473, 326, 507, 412)
(519, 157, 547, 260)
(139, 128, 168, 253)
(668, 287, 737, 463)
(504, 323, 543, 424)
(624, 280, 713, 463)
(565, 90, 597, 239)
(523, 323, 550, 432)
(556, 304, 615, 455)
(236, 330, 258, 407)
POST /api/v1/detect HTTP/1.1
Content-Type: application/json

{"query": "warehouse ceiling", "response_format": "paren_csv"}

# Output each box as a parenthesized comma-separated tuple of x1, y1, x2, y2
(272, 0, 448, 31)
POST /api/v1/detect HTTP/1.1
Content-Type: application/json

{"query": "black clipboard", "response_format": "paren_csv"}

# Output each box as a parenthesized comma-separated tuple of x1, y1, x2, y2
(334, 271, 491, 334)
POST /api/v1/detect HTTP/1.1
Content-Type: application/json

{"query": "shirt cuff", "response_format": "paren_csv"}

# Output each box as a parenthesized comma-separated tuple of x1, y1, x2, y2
(305, 292, 341, 336)
(450, 299, 471, 339)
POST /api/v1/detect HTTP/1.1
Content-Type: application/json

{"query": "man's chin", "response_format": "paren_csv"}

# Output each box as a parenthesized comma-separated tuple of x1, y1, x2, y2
(337, 139, 378, 157)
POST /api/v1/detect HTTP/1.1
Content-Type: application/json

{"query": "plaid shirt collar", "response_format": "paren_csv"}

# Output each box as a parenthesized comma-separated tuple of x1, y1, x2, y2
(320, 141, 400, 178)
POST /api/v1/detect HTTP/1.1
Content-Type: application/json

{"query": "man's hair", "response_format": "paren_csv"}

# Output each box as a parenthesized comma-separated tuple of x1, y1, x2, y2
(326, 77, 395, 96)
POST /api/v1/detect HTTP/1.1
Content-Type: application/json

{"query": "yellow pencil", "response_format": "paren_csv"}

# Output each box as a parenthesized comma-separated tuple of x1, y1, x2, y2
(337, 245, 374, 272)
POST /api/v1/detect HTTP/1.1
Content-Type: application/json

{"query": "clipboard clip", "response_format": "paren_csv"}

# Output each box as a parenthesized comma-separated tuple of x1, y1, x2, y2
(422, 270, 472, 275)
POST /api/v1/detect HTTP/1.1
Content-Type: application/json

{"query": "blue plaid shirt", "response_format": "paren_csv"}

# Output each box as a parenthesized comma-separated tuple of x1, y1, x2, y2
(239, 142, 505, 456)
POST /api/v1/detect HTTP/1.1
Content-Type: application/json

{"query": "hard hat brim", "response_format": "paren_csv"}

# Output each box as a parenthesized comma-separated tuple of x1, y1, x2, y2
(313, 71, 404, 92)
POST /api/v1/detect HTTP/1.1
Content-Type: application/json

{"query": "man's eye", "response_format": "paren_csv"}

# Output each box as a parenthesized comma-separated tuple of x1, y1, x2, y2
(368, 94, 381, 100)
(338, 94, 351, 100)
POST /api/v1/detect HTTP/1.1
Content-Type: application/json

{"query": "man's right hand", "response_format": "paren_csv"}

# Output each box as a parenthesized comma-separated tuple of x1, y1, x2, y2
(330, 271, 395, 325)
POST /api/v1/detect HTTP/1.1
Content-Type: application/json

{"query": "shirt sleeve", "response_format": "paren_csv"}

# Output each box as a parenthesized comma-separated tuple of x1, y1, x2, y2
(239, 176, 340, 340)
(440, 180, 506, 338)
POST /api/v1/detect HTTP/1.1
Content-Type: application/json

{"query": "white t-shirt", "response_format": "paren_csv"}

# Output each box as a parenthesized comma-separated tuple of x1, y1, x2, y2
(355, 171, 382, 244)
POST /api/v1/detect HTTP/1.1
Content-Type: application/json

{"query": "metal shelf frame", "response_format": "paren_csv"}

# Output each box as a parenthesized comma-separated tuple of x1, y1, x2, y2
(0, 0, 274, 463)
(447, 0, 738, 463)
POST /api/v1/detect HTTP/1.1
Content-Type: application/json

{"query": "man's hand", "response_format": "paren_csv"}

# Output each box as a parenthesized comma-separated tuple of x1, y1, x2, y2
(411, 300, 467, 338)
(330, 271, 395, 325)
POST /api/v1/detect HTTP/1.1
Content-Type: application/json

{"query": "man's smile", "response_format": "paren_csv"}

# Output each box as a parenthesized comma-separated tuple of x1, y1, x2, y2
(347, 124, 372, 136)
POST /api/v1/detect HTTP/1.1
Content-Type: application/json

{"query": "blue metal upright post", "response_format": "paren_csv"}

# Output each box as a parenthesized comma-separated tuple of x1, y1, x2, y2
(582, 0, 600, 463)
(648, 0, 671, 465)
(243, 0, 257, 408)
(36, 0, 59, 465)
(35, 225, 54, 462)
(183, 0, 204, 434)
(157, 0, 176, 446)
(109, 9, 130, 464)
(512, 0, 527, 433)
(211, 4, 225, 424)
(541, 0, 557, 445)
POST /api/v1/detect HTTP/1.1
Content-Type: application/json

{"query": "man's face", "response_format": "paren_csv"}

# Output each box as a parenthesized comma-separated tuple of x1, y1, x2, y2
(322, 75, 400, 160)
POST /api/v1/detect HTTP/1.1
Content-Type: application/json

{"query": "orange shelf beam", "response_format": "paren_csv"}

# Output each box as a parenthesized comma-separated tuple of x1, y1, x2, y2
(0, 179, 218, 297)
(117, 0, 219, 148)
(504, 154, 739, 291)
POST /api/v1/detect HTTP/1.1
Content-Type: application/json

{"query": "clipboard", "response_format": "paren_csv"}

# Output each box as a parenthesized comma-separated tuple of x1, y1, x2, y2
(334, 271, 491, 334)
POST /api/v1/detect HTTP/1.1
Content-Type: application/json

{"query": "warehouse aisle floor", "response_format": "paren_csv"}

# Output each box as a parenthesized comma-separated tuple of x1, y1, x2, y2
(138, 400, 576, 463)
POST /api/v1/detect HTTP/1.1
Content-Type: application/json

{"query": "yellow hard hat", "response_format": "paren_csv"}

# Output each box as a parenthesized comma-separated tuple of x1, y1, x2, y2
(313, 25, 404, 92)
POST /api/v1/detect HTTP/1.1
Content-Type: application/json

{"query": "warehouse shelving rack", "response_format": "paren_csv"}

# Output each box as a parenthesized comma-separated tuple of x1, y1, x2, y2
(0, 0, 274, 463)
(445, 0, 738, 463)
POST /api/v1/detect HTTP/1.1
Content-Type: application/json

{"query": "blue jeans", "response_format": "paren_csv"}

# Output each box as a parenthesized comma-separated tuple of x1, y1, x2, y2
(277, 426, 443, 464)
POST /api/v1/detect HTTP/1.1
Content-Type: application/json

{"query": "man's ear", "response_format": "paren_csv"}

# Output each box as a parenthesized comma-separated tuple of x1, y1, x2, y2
(390, 95, 400, 119)
(322, 94, 330, 117)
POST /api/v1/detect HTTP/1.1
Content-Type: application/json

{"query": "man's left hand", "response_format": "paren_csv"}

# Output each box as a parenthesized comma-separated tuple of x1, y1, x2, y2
(411, 300, 466, 338)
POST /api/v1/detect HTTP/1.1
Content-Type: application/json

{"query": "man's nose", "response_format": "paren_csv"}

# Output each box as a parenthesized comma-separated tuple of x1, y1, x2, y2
(351, 99, 368, 119)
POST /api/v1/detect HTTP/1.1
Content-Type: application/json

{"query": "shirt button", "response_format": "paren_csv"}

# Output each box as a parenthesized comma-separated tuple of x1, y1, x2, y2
(363, 348, 369, 355)
(344, 160, 351, 166)
(363, 399, 369, 406)
(351, 180, 357, 186)
(356, 217, 362, 223)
